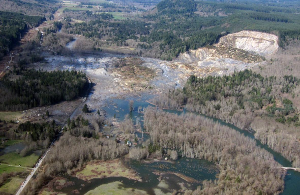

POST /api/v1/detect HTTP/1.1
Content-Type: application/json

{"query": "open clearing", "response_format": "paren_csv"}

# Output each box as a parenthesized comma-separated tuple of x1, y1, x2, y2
(0, 177, 23, 194)
(40, 189, 67, 195)
(0, 111, 23, 121)
(76, 159, 141, 181)
(0, 164, 28, 174)
(0, 153, 39, 168)
(84, 181, 148, 195)
(107, 12, 127, 20)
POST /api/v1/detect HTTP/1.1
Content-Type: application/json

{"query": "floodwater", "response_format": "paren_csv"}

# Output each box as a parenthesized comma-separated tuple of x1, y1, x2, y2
(40, 50, 300, 194)
(0, 142, 26, 154)
(57, 157, 218, 195)
(102, 95, 300, 194)
(50, 96, 220, 194)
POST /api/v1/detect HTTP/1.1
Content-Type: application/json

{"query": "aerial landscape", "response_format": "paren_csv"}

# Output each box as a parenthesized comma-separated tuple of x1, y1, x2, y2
(0, 0, 300, 194)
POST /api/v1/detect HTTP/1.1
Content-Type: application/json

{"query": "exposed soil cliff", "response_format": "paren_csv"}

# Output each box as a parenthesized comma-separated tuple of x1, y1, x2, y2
(176, 31, 279, 78)
(179, 30, 279, 63)
(218, 30, 279, 56)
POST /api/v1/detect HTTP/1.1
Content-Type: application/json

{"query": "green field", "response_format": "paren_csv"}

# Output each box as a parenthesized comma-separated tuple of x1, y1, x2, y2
(0, 153, 39, 168)
(0, 164, 28, 174)
(109, 12, 126, 20)
(84, 181, 148, 195)
(0, 111, 23, 121)
(0, 177, 23, 194)
(40, 188, 67, 195)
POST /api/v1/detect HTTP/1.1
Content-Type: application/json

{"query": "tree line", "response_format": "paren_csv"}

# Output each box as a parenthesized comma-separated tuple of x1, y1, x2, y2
(0, 69, 88, 111)
(0, 11, 44, 60)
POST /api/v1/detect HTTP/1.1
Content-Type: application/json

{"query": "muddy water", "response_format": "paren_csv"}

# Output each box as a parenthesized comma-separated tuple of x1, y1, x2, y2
(56, 158, 218, 195)
(0, 142, 26, 154)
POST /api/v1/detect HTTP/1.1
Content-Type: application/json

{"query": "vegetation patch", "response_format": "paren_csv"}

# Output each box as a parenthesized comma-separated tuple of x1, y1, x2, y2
(76, 159, 141, 181)
(39, 177, 74, 193)
(0, 11, 44, 60)
(212, 45, 264, 63)
(39, 187, 67, 195)
(0, 112, 23, 122)
(0, 164, 28, 174)
(0, 70, 88, 111)
(0, 152, 38, 167)
(0, 177, 23, 194)
(107, 12, 127, 20)
(84, 181, 148, 195)
(153, 188, 172, 195)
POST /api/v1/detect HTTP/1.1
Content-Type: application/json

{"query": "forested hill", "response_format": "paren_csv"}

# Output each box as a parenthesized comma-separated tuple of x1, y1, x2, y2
(156, 0, 197, 15)
(0, 70, 88, 111)
(0, 11, 45, 60)
(0, 0, 58, 18)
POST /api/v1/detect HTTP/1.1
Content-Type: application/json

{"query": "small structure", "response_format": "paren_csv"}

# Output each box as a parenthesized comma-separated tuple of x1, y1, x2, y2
(126, 141, 132, 147)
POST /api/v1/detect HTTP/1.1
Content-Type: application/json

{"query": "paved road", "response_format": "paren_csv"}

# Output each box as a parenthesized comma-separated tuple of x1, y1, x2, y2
(15, 150, 49, 195)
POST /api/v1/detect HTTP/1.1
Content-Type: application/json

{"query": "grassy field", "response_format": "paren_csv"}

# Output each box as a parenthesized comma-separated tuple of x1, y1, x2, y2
(108, 12, 127, 20)
(76, 159, 141, 181)
(0, 177, 23, 194)
(0, 164, 28, 174)
(84, 181, 148, 195)
(0, 111, 23, 121)
(0, 153, 39, 168)
(40, 188, 67, 195)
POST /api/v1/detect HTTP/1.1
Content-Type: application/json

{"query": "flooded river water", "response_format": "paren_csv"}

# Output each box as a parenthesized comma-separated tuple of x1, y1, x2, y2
(102, 95, 300, 195)
(40, 50, 300, 194)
